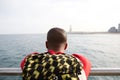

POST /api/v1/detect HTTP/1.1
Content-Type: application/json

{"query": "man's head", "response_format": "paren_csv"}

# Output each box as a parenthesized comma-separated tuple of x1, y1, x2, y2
(46, 27, 67, 52)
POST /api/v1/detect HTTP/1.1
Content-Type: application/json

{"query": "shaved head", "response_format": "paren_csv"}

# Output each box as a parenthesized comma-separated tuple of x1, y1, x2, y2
(46, 27, 67, 51)
(47, 27, 67, 44)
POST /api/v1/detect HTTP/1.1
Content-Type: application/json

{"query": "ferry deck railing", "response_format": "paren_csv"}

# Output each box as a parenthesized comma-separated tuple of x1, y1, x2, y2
(0, 68, 120, 76)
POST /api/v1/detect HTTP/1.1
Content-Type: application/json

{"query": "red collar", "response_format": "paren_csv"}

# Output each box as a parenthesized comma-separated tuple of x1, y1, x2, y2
(48, 50, 63, 55)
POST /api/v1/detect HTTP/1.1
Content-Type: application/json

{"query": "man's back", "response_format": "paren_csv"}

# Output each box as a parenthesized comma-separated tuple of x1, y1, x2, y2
(22, 52, 83, 80)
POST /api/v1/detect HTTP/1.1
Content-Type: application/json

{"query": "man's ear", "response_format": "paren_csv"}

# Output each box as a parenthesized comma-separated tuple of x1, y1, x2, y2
(64, 43, 68, 50)
(46, 41, 48, 49)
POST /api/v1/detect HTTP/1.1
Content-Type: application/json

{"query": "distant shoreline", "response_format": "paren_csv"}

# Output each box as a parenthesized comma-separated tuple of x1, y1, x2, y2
(67, 32, 120, 34)
(0, 32, 120, 35)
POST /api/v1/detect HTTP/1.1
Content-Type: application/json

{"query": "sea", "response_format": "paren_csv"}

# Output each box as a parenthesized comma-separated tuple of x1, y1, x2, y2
(0, 33, 120, 80)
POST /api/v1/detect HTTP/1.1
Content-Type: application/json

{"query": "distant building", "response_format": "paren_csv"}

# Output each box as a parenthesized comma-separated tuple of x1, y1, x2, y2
(108, 23, 120, 33)
(108, 27, 117, 33)
(117, 24, 120, 32)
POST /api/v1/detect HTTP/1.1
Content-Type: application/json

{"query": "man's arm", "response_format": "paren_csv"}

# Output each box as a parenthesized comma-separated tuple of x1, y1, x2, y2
(20, 52, 39, 70)
(72, 54, 91, 78)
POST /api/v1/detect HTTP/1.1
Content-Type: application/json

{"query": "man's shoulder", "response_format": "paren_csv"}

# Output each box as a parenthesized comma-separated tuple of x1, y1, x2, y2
(26, 52, 39, 57)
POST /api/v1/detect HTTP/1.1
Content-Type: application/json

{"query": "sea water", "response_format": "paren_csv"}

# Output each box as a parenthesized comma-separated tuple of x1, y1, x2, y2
(0, 34, 120, 80)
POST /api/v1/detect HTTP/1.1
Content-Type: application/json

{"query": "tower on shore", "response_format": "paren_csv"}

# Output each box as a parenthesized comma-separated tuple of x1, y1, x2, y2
(69, 25, 72, 32)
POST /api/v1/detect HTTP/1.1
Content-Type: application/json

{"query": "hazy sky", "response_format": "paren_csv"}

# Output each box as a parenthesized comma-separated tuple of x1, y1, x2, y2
(0, 0, 120, 34)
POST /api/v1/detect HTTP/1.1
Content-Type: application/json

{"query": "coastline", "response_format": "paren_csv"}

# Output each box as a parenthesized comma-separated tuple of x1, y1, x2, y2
(67, 32, 120, 34)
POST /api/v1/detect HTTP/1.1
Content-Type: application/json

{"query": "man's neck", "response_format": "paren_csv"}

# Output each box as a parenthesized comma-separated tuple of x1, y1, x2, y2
(48, 49, 64, 53)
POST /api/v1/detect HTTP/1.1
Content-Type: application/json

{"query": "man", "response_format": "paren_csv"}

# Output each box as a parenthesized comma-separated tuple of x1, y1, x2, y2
(21, 27, 91, 80)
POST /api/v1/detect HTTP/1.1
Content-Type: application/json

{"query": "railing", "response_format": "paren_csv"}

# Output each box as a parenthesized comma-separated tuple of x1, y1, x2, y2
(0, 68, 120, 76)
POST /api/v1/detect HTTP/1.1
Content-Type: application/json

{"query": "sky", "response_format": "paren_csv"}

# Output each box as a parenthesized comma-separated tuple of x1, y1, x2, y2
(0, 0, 120, 34)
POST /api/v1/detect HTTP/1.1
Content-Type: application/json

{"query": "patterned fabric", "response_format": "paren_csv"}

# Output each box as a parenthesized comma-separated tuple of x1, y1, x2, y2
(22, 52, 83, 80)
